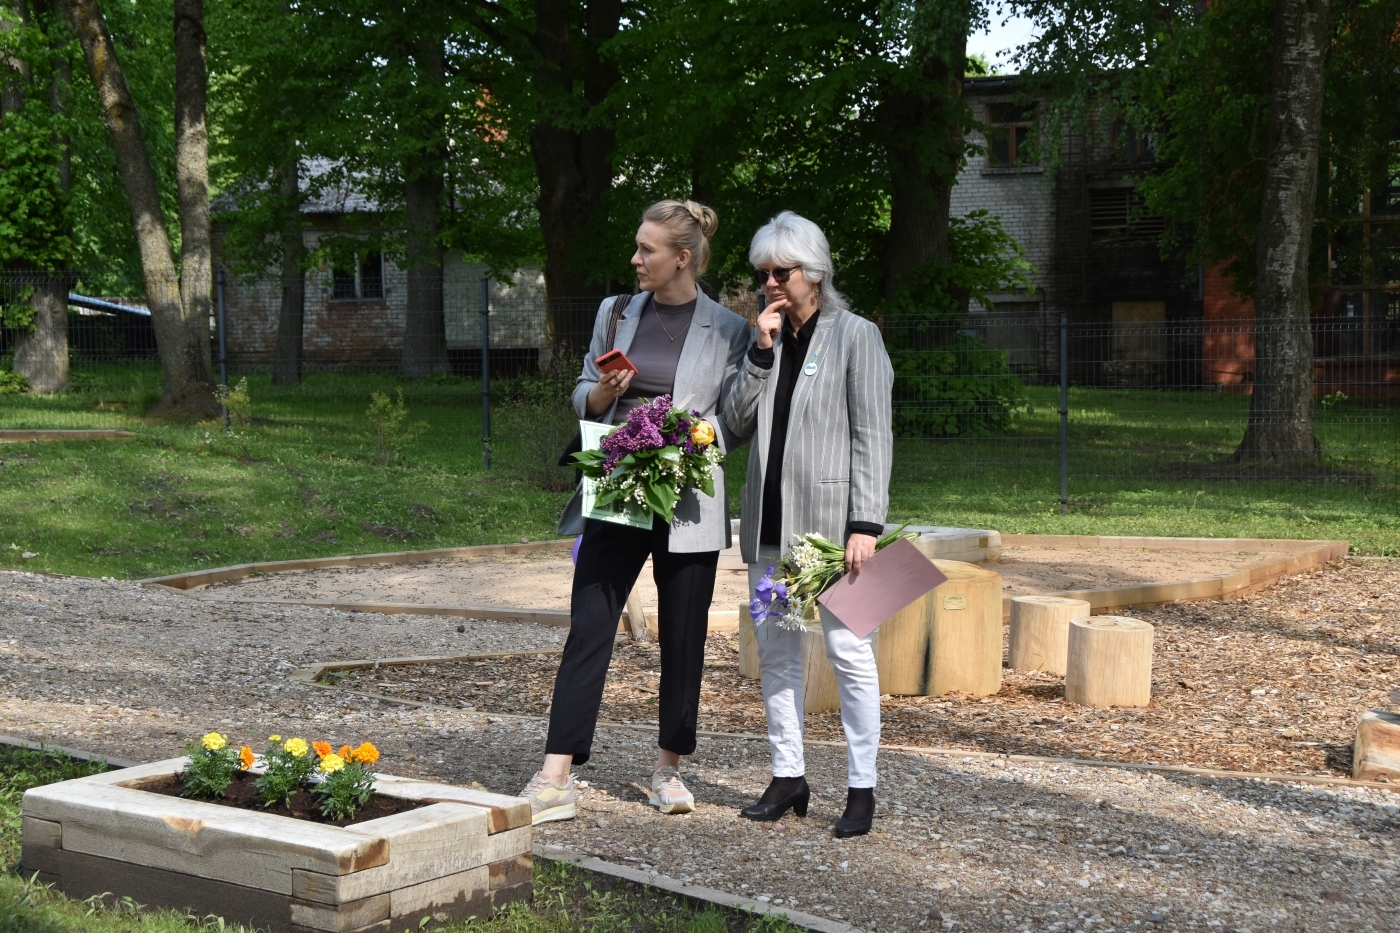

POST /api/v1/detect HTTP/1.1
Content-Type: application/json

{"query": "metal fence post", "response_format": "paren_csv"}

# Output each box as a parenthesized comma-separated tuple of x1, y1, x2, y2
(216, 268, 229, 434)
(1059, 312, 1068, 515)
(480, 275, 491, 470)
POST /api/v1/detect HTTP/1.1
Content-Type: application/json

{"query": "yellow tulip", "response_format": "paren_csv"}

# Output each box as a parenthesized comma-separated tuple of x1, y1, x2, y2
(690, 421, 715, 446)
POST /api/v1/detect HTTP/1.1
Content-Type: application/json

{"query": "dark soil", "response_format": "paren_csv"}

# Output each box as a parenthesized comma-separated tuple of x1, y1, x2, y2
(137, 771, 425, 826)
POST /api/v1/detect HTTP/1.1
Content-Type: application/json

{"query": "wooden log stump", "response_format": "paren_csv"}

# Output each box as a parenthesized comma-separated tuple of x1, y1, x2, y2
(1008, 596, 1091, 675)
(736, 603, 843, 712)
(1353, 710, 1400, 782)
(1065, 616, 1154, 707)
(873, 559, 1002, 697)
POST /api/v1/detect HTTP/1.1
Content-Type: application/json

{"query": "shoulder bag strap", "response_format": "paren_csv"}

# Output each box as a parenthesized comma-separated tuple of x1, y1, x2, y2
(605, 293, 631, 350)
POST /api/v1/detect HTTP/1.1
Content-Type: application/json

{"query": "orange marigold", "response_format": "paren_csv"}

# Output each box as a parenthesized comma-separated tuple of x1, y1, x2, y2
(239, 746, 255, 770)
(311, 741, 333, 759)
(338, 744, 354, 760)
(352, 742, 380, 765)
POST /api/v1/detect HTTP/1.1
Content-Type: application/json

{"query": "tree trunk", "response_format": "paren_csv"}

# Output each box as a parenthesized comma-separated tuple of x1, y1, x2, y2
(530, 0, 620, 343)
(69, 0, 216, 418)
(12, 276, 69, 392)
(400, 32, 448, 378)
(1233, 0, 1329, 464)
(880, 35, 969, 304)
(271, 159, 305, 385)
(169, 0, 216, 416)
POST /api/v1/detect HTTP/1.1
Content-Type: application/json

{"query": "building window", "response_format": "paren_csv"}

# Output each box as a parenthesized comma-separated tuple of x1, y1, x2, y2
(1113, 121, 1156, 163)
(1089, 187, 1167, 243)
(986, 104, 1037, 166)
(330, 253, 384, 301)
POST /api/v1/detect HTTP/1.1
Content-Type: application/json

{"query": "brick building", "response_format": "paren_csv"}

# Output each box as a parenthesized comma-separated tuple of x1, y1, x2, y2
(212, 178, 548, 372)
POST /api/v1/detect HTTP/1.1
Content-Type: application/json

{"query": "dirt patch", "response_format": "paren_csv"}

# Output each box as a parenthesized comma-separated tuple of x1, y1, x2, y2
(136, 771, 425, 826)
(206, 545, 1293, 613)
(334, 558, 1399, 777)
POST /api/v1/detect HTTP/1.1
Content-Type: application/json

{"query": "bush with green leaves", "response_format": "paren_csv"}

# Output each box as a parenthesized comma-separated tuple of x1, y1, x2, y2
(213, 377, 252, 426)
(0, 368, 29, 395)
(502, 345, 586, 492)
(366, 388, 426, 466)
(253, 736, 317, 808)
(179, 732, 240, 799)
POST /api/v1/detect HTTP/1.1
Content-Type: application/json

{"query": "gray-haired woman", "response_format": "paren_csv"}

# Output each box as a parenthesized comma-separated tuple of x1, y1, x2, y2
(723, 211, 893, 837)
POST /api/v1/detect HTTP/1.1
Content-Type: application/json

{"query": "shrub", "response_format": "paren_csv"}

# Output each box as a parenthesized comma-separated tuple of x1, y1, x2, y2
(0, 368, 28, 395)
(889, 334, 1026, 437)
(213, 376, 251, 425)
(366, 388, 425, 466)
(503, 345, 584, 492)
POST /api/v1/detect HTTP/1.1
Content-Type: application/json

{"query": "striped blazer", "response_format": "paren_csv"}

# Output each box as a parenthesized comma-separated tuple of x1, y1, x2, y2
(723, 306, 894, 564)
(564, 290, 752, 553)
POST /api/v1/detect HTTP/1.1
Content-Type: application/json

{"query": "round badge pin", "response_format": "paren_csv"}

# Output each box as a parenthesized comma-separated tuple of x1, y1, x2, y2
(803, 359, 819, 376)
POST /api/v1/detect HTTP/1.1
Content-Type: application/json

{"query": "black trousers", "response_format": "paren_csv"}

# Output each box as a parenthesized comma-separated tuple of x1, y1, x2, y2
(545, 517, 718, 765)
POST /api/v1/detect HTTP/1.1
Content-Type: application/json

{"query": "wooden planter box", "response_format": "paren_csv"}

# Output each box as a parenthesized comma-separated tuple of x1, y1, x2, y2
(21, 758, 533, 933)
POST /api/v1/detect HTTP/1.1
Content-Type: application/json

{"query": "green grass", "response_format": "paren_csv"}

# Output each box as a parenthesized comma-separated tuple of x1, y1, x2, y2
(0, 746, 796, 933)
(1, 370, 1396, 580)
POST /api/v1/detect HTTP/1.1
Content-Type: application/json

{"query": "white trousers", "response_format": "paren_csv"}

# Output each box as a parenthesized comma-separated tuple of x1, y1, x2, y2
(749, 553, 881, 788)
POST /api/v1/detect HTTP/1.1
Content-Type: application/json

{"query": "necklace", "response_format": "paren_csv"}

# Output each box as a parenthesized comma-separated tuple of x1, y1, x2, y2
(655, 307, 687, 342)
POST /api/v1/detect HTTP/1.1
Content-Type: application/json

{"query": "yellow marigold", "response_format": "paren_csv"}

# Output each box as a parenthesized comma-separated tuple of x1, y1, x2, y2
(690, 420, 716, 446)
(352, 742, 380, 765)
(239, 746, 255, 770)
(201, 732, 227, 751)
(283, 737, 309, 758)
(312, 740, 333, 759)
(319, 754, 346, 774)
(268, 734, 282, 743)
(338, 744, 354, 760)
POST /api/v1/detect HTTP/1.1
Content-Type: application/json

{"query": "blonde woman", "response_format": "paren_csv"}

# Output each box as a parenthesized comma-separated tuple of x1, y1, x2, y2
(520, 201, 751, 824)
(724, 211, 893, 837)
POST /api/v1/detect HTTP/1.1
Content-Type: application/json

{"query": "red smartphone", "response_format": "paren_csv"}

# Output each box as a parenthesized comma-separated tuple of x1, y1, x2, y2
(596, 348, 638, 376)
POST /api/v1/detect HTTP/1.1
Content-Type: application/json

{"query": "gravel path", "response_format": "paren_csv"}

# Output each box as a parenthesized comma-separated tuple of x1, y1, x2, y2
(201, 545, 1293, 611)
(2, 567, 1397, 933)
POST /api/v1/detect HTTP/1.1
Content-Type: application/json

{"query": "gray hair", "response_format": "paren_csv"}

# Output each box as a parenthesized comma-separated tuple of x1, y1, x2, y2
(748, 211, 849, 311)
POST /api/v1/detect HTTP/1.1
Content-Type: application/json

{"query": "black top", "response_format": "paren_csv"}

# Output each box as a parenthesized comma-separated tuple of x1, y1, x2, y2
(749, 310, 883, 546)
(613, 294, 697, 424)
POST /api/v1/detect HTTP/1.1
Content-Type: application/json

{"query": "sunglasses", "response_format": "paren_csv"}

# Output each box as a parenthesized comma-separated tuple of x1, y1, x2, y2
(752, 266, 800, 289)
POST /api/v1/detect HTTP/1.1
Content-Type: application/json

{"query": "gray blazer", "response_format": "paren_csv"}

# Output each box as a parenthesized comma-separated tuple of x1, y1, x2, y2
(723, 306, 894, 564)
(563, 290, 752, 553)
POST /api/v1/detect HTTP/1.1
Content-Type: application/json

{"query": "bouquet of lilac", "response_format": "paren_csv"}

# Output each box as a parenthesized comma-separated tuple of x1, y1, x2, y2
(572, 394, 723, 522)
(751, 527, 916, 631)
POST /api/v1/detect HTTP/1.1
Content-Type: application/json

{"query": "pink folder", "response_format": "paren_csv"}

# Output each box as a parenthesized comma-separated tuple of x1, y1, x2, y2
(816, 537, 947, 639)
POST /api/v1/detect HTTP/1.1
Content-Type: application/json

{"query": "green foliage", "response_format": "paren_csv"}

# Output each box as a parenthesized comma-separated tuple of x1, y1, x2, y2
(0, 368, 31, 395)
(366, 388, 426, 466)
(501, 350, 585, 492)
(253, 738, 316, 808)
(214, 377, 251, 426)
(179, 735, 240, 799)
(889, 334, 1026, 437)
(0, 109, 72, 271)
(312, 761, 376, 820)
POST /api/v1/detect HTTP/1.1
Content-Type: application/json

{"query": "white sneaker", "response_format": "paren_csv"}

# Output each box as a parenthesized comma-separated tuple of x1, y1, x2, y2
(521, 771, 577, 825)
(648, 765, 695, 814)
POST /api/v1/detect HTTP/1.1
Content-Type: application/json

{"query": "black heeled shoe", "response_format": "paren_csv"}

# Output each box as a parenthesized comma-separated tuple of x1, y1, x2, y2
(739, 777, 810, 821)
(833, 786, 874, 838)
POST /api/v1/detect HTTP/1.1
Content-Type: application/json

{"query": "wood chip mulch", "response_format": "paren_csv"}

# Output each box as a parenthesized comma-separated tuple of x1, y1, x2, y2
(335, 559, 1399, 777)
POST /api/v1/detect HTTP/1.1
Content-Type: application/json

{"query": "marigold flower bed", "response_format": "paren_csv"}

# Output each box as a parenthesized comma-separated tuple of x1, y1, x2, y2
(140, 771, 424, 826)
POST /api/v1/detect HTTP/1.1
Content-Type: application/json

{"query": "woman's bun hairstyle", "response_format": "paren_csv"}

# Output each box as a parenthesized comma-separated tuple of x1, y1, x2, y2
(643, 199, 718, 273)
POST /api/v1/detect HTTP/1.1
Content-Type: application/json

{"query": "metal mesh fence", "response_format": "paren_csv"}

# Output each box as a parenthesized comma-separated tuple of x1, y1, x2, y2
(1, 270, 1396, 513)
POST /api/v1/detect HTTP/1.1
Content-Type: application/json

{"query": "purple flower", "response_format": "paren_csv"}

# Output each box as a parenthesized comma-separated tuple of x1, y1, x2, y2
(774, 581, 788, 603)
(600, 394, 672, 472)
(749, 597, 768, 622)
(754, 575, 774, 605)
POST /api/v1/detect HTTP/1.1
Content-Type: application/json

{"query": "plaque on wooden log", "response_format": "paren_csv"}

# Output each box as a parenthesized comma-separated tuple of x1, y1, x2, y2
(874, 560, 1003, 697)
(1065, 615, 1154, 708)
(1008, 596, 1091, 675)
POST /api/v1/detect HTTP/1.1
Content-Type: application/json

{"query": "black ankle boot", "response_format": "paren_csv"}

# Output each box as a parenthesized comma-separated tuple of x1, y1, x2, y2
(739, 776, 810, 821)
(833, 786, 874, 837)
